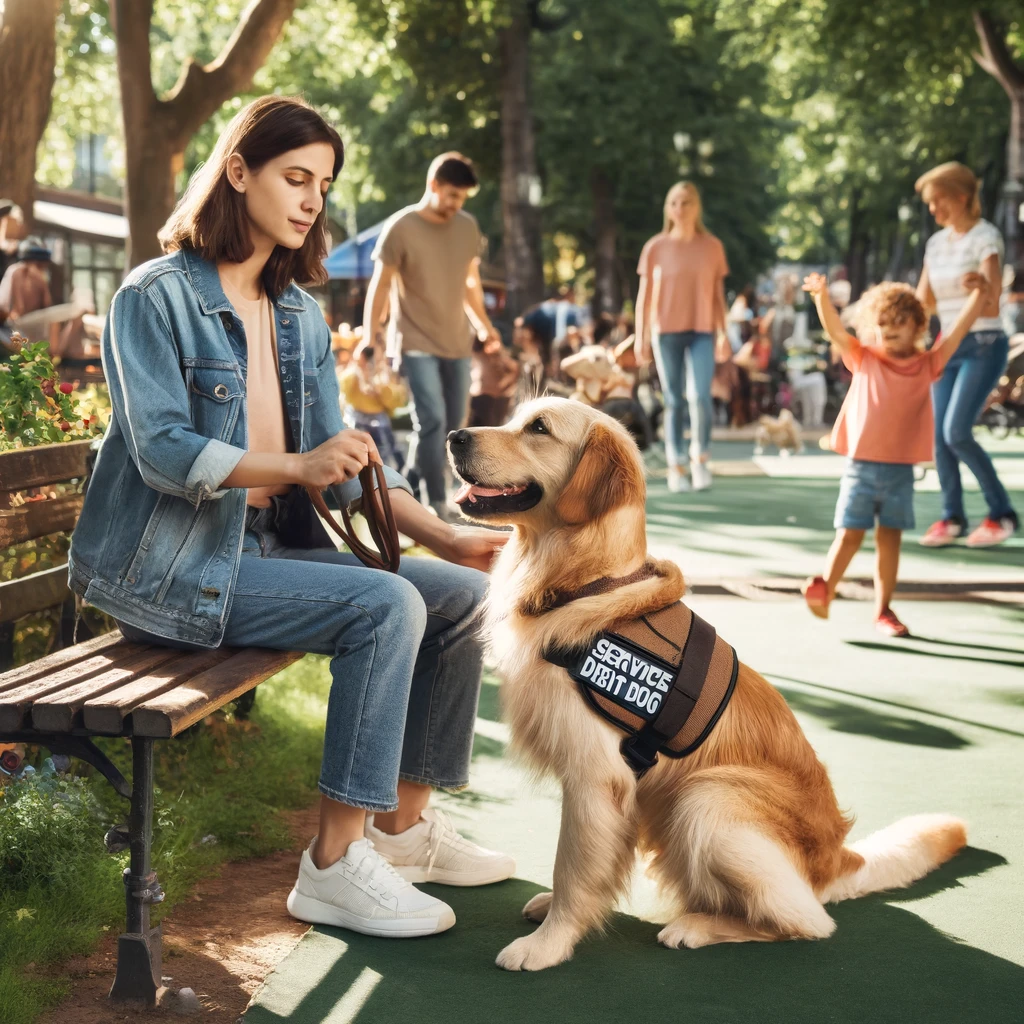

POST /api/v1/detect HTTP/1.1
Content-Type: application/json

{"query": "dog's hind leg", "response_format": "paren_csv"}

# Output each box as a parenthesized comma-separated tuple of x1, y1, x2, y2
(522, 890, 553, 922)
(497, 777, 636, 971)
(658, 912, 775, 949)
(652, 777, 836, 947)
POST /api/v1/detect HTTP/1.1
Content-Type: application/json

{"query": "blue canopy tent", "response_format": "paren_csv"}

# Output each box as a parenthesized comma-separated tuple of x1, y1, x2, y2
(323, 221, 386, 280)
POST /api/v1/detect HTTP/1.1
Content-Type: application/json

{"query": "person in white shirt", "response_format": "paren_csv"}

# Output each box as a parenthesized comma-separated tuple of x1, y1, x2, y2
(915, 162, 1018, 549)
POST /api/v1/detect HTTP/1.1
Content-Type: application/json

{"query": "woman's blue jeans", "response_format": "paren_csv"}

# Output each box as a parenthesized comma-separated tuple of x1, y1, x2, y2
(119, 507, 488, 812)
(652, 331, 715, 466)
(932, 331, 1016, 527)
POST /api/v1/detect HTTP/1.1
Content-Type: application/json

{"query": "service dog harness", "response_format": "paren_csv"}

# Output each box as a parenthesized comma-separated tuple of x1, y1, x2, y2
(542, 567, 738, 778)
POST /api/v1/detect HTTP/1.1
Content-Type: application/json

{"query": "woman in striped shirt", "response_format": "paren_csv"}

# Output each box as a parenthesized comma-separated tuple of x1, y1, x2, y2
(915, 162, 1018, 548)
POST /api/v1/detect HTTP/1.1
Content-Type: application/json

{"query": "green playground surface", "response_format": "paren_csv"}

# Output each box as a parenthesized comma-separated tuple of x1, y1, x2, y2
(244, 435, 1023, 1024)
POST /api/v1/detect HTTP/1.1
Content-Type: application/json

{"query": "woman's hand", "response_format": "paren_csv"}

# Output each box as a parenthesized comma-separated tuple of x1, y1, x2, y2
(440, 524, 509, 572)
(960, 271, 989, 295)
(802, 273, 828, 298)
(298, 430, 381, 489)
(634, 334, 653, 368)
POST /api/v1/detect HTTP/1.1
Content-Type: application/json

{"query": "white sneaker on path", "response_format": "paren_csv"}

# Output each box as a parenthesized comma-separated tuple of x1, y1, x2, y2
(286, 836, 455, 937)
(367, 808, 516, 886)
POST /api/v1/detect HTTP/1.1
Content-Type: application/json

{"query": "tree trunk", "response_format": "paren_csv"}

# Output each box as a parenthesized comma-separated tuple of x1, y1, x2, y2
(498, 6, 545, 319)
(110, 0, 298, 267)
(845, 188, 868, 301)
(0, 0, 61, 227)
(973, 11, 1024, 275)
(590, 168, 621, 317)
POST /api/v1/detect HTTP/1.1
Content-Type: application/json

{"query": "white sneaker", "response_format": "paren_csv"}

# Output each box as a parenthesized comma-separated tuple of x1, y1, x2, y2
(667, 466, 691, 493)
(691, 460, 712, 491)
(286, 836, 455, 937)
(367, 808, 516, 887)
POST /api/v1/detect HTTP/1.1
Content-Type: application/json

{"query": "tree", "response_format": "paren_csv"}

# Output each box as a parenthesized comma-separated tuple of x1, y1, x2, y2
(109, 0, 298, 266)
(973, 10, 1024, 273)
(0, 0, 61, 225)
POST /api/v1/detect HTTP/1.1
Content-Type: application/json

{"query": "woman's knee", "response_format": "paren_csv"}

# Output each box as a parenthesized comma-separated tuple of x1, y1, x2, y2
(351, 573, 428, 644)
(942, 418, 977, 455)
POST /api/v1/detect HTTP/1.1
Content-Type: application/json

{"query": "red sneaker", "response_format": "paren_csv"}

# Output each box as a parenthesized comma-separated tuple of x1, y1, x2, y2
(965, 517, 1016, 549)
(920, 519, 963, 548)
(875, 607, 910, 638)
(802, 576, 830, 619)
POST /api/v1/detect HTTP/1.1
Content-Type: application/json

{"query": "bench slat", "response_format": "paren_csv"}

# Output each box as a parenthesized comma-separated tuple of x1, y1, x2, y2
(0, 565, 72, 624)
(0, 493, 84, 546)
(0, 439, 93, 492)
(130, 649, 302, 738)
(82, 648, 237, 735)
(0, 630, 124, 692)
(31, 647, 184, 732)
(0, 644, 147, 730)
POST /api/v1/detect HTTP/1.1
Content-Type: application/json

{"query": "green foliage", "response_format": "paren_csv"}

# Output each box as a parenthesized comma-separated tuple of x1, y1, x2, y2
(0, 342, 104, 451)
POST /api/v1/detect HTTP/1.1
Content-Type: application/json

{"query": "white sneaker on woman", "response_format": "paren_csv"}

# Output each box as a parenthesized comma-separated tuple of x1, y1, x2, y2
(667, 466, 691, 493)
(691, 460, 713, 491)
(286, 836, 456, 937)
(367, 808, 516, 886)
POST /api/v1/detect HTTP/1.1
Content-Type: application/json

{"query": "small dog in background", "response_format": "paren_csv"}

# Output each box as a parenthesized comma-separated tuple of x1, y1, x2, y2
(754, 408, 804, 456)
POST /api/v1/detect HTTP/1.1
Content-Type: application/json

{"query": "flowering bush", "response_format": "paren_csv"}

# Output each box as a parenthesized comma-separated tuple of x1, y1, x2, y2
(0, 338, 106, 451)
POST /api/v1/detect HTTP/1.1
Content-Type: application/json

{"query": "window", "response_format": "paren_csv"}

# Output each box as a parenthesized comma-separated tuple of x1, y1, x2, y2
(69, 241, 125, 314)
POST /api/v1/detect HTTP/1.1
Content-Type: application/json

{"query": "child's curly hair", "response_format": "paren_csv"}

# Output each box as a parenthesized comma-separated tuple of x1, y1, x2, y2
(853, 282, 928, 347)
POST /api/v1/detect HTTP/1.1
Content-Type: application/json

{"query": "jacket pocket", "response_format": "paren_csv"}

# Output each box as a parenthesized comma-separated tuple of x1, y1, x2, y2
(187, 363, 245, 442)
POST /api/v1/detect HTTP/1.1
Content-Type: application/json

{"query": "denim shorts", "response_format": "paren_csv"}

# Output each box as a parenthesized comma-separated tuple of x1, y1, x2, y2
(834, 459, 915, 530)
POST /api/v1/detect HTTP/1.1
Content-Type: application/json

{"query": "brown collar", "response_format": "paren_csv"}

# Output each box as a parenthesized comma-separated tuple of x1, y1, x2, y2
(524, 562, 663, 616)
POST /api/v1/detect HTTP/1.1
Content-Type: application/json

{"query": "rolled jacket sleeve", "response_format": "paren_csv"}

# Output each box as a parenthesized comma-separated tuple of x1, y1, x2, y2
(103, 285, 246, 506)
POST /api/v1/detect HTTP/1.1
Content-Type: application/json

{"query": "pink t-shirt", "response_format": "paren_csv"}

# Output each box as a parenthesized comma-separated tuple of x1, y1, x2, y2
(637, 232, 728, 334)
(831, 342, 951, 464)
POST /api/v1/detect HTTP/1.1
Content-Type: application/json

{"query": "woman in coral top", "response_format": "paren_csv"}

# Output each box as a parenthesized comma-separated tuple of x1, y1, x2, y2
(801, 274, 984, 637)
(635, 181, 730, 492)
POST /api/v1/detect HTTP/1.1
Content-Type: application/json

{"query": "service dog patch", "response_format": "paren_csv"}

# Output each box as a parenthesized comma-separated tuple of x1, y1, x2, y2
(566, 632, 677, 720)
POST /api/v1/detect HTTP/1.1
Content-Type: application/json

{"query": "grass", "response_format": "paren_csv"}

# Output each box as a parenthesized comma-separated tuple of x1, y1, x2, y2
(0, 654, 333, 1024)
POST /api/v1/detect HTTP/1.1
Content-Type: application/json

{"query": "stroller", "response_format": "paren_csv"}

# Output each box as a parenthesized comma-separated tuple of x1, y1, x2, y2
(981, 333, 1024, 439)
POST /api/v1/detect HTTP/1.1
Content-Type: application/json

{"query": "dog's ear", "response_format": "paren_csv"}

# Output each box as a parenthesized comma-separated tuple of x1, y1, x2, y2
(556, 421, 646, 525)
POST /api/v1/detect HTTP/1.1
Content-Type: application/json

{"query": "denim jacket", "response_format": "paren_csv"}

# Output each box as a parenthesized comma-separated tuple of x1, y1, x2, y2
(69, 248, 412, 648)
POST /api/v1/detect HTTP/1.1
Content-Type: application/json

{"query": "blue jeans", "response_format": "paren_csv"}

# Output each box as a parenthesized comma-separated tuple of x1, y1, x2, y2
(652, 331, 714, 466)
(119, 504, 488, 812)
(932, 331, 1016, 527)
(403, 353, 472, 504)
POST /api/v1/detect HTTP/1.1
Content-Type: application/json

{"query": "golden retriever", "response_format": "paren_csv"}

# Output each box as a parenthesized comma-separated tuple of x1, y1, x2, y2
(447, 397, 966, 972)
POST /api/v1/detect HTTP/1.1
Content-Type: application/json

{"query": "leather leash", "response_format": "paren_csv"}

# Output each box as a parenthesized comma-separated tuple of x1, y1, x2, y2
(304, 462, 401, 573)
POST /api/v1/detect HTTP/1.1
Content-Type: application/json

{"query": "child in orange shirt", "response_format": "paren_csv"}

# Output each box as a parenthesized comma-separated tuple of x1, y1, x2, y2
(801, 274, 984, 636)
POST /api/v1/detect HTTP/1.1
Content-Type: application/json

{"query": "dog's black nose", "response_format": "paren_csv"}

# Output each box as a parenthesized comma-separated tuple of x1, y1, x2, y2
(448, 429, 472, 447)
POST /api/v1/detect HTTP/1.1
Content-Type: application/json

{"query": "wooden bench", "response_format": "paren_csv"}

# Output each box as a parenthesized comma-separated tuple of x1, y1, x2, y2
(0, 441, 302, 1005)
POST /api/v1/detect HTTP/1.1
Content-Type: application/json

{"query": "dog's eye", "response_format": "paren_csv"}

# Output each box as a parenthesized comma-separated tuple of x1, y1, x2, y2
(528, 418, 549, 435)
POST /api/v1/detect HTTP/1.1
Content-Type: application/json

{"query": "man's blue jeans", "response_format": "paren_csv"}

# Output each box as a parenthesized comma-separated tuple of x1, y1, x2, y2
(119, 507, 488, 812)
(403, 353, 472, 505)
(932, 331, 1016, 527)
(652, 331, 715, 467)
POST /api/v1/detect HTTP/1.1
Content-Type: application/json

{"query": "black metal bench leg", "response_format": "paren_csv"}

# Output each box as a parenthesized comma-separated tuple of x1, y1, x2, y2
(109, 736, 165, 1005)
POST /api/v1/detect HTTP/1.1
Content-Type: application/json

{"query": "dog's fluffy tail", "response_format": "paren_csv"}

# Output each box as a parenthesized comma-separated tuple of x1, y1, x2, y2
(822, 814, 967, 903)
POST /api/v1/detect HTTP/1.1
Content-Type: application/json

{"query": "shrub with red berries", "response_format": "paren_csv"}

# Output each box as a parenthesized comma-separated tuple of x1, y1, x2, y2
(0, 338, 105, 450)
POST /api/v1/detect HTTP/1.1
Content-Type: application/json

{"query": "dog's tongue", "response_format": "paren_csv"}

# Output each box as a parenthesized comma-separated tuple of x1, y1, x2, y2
(453, 482, 507, 504)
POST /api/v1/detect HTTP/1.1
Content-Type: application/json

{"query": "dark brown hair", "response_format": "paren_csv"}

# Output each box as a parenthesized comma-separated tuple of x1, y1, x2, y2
(160, 96, 344, 297)
(427, 151, 479, 190)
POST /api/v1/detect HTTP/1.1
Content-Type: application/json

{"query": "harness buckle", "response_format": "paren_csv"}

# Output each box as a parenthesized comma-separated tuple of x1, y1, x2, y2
(620, 732, 660, 779)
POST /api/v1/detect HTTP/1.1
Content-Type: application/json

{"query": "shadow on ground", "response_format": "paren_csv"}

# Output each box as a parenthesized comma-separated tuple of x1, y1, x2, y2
(245, 847, 1016, 1024)
(775, 686, 970, 749)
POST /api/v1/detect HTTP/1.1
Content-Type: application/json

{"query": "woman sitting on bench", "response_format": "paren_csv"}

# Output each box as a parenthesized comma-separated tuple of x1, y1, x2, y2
(69, 96, 513, 939)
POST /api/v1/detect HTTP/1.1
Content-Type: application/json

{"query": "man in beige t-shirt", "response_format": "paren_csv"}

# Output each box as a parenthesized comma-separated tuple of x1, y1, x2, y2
(363, 153, 500, 520)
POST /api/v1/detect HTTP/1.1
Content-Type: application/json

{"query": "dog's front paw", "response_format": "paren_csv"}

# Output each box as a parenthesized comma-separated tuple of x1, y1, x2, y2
(522, 891, 553, 923)
(496, 932, 573, 971)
